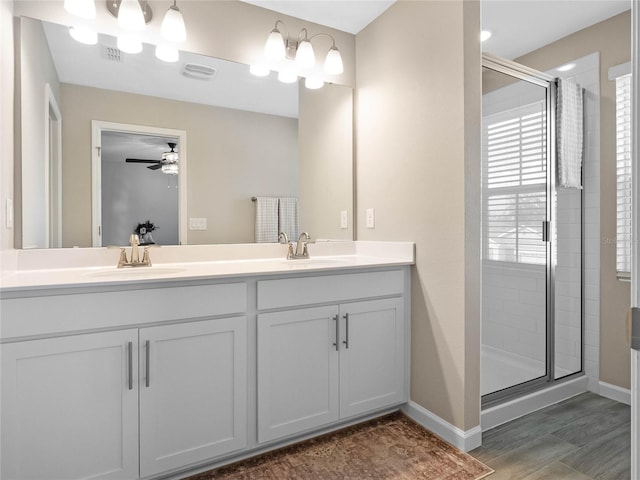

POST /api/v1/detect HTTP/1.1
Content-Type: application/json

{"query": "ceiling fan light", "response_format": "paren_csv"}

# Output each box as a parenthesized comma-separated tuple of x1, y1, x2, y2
(161, 4, 187, 43)
(162, 163, 179, 175)
(118, 0, 146, 31)
(295, 39, 315, 69)
(265, 28, 286, 62)
(64, 0, 96, 19)
(69, 25, 98, 45)
(324, 46, 343, 75)
(155, 45, 179, 63)
(117, 34, 142, 54)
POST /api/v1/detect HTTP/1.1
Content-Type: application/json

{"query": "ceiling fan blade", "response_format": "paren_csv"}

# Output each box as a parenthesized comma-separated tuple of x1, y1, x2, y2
(126, 158, 160, 164)
(147, 164, 163, 170)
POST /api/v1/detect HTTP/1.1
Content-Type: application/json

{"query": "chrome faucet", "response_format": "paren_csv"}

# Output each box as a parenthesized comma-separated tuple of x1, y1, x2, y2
(279, 231, 296, 259)
(117, 234, 154, 268)
(294, 232, 311, 259)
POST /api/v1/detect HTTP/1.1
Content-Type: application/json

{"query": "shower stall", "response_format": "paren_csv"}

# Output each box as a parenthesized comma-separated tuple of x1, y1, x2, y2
(481, 54, 583, 406)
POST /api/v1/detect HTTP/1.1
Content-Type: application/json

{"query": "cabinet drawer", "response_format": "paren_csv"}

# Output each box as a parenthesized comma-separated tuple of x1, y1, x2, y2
(257, 270, 404, 310)
(1, 283, 247, 340)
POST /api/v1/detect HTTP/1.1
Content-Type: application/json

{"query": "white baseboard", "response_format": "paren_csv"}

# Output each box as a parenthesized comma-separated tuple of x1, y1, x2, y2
(481, 375, 588, 431)
(401, 401, 482, 452)
(597, 380, 631, 405)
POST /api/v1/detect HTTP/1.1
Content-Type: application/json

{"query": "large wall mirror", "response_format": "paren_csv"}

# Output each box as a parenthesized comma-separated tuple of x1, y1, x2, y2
(17, 16, 354, 249)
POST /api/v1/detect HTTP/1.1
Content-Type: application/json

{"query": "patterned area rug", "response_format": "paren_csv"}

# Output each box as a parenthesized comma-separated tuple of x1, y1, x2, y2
(186, 413, 493, 479)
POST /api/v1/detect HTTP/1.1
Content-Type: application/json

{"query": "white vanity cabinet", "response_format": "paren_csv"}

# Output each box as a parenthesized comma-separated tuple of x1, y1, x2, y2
(139, 318, 247, 478)
(1, 329, 140, 480)
(257, 270, 407, 443)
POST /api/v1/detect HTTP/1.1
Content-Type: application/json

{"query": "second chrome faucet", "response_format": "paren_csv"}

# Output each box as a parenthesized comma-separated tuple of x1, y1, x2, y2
(279, 231, 311, 260)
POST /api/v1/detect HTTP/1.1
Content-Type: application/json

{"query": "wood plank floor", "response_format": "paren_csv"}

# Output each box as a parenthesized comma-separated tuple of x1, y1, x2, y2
(469, 392, 630, 480)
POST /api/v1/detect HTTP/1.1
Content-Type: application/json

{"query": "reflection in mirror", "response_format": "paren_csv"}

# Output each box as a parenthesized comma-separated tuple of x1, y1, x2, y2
(17, 17, 353, 249)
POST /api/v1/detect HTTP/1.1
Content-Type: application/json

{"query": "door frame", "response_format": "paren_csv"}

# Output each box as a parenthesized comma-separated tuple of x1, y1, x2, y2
(91, 121, 188, 247)
(630, 1, 639, 477)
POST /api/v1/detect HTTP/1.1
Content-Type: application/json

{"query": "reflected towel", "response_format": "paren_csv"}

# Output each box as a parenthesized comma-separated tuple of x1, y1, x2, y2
(278, 197, 299, 241)
(254, 196, 279, 243)
(556, 78, 584, 189)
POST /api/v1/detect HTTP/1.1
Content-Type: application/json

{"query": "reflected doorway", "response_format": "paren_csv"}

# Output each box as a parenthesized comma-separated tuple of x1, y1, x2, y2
(91, 121, 187, 246)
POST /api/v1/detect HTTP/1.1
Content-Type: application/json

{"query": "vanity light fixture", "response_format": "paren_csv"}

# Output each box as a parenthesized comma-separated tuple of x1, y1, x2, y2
(249, 64, 270, 77)
(117, 34, 142, 54)
(117, 0, 146, 31)
(480, 30, 492, 42)
(64, 0, 96, 19)
(155, 45, 179, 63)
(69, 25, 98, 45)
(304, 77, 324, 90)
(258, 19, 345, 86)
(161, 1, 187, 43)
(557, 63, 576, 72)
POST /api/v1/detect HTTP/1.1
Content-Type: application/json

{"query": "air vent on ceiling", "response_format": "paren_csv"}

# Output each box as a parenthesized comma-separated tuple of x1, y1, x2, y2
(101, 45, 123, 63)
(182, 63, 216, 81)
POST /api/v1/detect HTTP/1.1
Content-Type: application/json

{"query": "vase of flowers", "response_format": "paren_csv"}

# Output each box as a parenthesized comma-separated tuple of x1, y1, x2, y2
(134, 220, 158, 245)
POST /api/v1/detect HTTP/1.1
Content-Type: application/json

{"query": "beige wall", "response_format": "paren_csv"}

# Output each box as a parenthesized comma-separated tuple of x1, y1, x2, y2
(17, 16, 61, 249)
(356, 0, 481, 430)
(0, 0, 14, 250)
(515, 11, 632, 389)
(299, 83, 353, 240)
(60, 84, 298, 247)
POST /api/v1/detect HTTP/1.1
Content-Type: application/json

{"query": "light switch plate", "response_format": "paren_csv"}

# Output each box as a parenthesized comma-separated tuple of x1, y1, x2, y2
(340, 210, 348, 229)
(5, 198, 13, 229)
(366, 208, 375, 228)
(189, 217, 207, 230)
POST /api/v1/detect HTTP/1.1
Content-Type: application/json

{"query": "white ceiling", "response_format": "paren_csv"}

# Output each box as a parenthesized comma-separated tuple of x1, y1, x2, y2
(481, 0, 629, 59)
(101, 131, 178, 166)
(239, 0, 396, 34)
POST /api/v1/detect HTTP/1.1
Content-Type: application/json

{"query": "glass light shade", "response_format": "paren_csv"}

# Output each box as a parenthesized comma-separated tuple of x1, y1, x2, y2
(278, 68, 297, 84)
(305, 77, 324, 90)
(265, 29, 286, 62)
(118, 0, 146, 31)
(295, 40, 315, 68)
(161, 5, 186, 43)
(162, 163, 179, 175)
(117, 34, 143, 54)
(250, 64, 270, 77)
(324, 46, 343, 75)
(162, 151, 179, 163)
(64, 0, 96, 19)
(69, 26, 98, 45)
(155, 45, 179, 63)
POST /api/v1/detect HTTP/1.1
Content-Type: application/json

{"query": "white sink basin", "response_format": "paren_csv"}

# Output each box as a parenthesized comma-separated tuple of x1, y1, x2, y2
(85, 267, 186, 279)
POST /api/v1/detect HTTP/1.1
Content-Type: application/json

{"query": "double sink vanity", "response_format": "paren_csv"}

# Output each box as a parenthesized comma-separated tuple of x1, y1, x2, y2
(0, 241, 414, 480)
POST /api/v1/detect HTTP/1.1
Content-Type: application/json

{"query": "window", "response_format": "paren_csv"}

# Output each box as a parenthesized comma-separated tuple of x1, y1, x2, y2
(483, 102, 547, 264)
(615, 73, 632, 277)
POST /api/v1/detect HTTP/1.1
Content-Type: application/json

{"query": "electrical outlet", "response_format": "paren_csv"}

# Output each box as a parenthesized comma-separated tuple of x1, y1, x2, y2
(189, 217, 207, 230)
(340, 210, 348, 229)
(366, 208, 375, 228)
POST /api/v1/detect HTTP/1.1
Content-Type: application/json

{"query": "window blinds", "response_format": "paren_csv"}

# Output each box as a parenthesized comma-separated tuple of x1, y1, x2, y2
(483, 103, 547, 265)
(616, 74, 632, 275)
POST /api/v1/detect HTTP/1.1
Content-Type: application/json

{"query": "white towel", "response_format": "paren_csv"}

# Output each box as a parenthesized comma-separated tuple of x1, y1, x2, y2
(278, 197, 299, 240)
(254, 196, 279, 243)
(556, 78, 584, 189)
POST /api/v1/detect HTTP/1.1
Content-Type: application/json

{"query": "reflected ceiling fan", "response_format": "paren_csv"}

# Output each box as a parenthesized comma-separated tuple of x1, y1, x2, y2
(125, 142, 179, 175)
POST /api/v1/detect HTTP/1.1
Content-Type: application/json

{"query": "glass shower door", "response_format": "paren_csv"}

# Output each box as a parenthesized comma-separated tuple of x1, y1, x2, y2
(481, 65, 550, 399)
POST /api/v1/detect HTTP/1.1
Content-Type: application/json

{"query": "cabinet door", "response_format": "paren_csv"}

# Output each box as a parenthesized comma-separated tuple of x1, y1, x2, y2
(139, 317, 247, 477)
(339, 298, 405, 419)
(258, 306, 339, 443)
(1, 330, 139, 480)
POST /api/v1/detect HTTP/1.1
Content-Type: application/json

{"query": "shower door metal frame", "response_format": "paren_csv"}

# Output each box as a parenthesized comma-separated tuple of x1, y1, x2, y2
(481, 54, 584, 408)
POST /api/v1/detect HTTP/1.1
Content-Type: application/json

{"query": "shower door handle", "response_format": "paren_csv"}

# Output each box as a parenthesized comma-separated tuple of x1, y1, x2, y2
(542, 221, 550, 242)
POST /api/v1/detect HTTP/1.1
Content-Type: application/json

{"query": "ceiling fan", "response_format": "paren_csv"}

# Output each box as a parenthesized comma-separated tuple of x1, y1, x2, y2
(125, 142, 179, 173)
